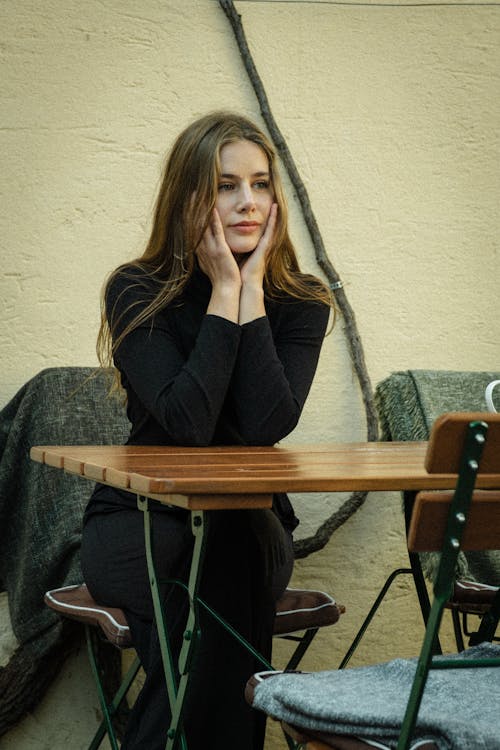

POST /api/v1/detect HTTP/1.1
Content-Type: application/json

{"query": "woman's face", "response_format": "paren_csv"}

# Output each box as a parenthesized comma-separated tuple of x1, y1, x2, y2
(215, 139, 274, 258)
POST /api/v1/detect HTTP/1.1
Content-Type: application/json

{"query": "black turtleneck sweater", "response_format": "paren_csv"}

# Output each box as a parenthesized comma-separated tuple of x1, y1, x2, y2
(84, 266, 330, 529)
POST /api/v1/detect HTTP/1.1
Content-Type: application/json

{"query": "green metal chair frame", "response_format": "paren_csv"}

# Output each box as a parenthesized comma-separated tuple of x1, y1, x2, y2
(44, 583, 140, 750)
(396, 413, 500, 747)
(85, 630, 141, 750)
(338, 555, 499, 668)
(248, 412, 500, 750)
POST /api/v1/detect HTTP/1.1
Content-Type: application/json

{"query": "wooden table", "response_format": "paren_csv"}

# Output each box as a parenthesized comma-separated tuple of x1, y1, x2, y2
(30, 440, 497, 749)
(32, 439, 497, 502)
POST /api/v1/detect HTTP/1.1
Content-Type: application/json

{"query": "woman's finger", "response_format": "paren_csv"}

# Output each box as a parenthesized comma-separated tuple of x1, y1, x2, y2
(259, 203, 277, 249)
(254, 203, 278, 257)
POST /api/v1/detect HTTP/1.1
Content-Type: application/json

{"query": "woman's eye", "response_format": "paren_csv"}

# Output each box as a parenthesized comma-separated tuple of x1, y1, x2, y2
(254, 181, 270, 190)
(218, 183, 234, 191)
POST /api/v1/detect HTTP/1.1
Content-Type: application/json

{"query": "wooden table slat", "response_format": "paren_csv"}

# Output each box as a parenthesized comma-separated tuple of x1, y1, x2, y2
(42, 450, 65, 469)
(104, 466, 131, 488)
(30, 443, 500, 505)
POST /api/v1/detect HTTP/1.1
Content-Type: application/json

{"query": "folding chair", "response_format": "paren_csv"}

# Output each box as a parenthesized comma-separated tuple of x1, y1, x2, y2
(339, 411, 500, 667)
(45, 583, 344, 749)
(246, 413, 500, 750)
(340, 370, 500, 667)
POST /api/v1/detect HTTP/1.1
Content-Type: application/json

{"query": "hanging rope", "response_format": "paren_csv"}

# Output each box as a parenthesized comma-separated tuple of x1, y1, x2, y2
(219, 0, 379, 557)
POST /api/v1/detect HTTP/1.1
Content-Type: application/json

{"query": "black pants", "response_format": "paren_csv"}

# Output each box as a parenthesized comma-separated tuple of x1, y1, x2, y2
(81, 507, 294, 750)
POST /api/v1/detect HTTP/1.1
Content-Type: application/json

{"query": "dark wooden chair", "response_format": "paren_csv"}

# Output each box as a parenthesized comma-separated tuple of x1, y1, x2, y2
(45, 583, 344, 749)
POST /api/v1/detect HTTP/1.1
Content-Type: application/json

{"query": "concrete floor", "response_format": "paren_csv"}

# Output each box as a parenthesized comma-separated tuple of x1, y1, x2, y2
(2, 646, 114, 750)
(0, 624, 289, 749)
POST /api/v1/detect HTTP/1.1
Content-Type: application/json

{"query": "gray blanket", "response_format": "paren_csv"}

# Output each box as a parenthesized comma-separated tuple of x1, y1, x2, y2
(0, 367, 129, 735)
(253, 642, 500, 749)
(375, 369, 500, 585)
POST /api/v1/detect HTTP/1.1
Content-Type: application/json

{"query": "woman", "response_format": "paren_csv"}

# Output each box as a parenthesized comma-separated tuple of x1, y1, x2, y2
(81, 111, 333, 750)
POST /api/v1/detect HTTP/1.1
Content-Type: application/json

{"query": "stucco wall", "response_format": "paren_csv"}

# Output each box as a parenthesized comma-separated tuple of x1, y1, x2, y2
(1, 1, 499, 747)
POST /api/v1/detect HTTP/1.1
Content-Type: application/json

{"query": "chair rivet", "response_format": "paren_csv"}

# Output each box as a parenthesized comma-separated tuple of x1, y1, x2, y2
(469, 459, 478, 470)
(193, 516, 202, 527)
(184, 629, 192, 641)
(450, 538, 460, 549)
(456, 512, 466, 523)
(167, 728, 176, 739)
(476, 433, 485, 444)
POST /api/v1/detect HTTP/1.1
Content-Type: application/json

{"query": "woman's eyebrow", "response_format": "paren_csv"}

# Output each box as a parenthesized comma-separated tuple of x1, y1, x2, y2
(220, 171, 270, 179)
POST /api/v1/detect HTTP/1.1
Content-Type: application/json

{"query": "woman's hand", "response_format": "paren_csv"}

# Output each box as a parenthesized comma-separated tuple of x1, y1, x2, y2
(196, 204, 277, 325)
(239, 203, 278, 288)
(238, 203, 277, 325)
(196, 209, 241, 290)
(197, 209, 241, 323)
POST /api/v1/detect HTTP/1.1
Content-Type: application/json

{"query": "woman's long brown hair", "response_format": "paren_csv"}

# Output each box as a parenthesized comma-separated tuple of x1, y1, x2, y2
(97, 111, 334, 371)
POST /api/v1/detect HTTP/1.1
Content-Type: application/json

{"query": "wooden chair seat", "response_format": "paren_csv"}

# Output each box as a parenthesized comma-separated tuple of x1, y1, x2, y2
(45, 583, 344, 647)
(446, 578, 499, 615)
(282, 721, 438, 750)
(44, 584, 132, 648)
(274, 587, 345, 635)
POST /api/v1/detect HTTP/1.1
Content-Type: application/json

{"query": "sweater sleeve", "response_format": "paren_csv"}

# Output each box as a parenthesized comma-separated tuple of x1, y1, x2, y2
(107, 272, 241, 446)
(228, 297, 330, 445)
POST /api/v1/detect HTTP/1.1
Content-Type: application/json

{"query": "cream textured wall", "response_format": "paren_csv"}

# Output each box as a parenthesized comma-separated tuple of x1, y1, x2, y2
(1, 1, 499, 748)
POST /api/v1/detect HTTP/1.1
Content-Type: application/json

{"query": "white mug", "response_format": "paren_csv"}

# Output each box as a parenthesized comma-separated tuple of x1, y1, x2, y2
(485, 380, 500, 413)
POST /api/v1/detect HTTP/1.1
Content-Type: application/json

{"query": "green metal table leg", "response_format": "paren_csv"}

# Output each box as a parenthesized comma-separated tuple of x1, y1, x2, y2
(178, 510, 206, 676)
(138, 497, 207, 750)
(138, 496, 187, 749)
(167, 511, 207, 748)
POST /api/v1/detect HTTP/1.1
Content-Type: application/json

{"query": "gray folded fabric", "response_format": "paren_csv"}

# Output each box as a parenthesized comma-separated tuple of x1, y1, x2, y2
(0, 366, 129, 735)
(253, 643, 500, 749)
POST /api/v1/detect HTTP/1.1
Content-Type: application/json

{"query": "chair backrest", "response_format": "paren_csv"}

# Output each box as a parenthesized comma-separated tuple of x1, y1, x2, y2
(424, 412, 500, 474)
(408, 413, 500, 555)
(408, 490, 500, 553)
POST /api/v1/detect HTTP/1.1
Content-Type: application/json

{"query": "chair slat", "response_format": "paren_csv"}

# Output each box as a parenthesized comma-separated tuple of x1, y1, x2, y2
(408, 490, 500, 552)
(425, 412, 500, 474)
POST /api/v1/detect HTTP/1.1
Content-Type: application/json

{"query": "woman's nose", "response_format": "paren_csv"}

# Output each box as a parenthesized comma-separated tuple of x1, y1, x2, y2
(237, 184, 256, 212)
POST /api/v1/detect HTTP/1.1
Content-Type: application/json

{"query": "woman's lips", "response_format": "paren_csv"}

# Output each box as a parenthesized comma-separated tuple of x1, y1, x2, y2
(230, 222, 260, 234)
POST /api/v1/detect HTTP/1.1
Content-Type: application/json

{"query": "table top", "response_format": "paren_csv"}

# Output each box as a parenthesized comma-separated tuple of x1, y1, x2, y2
(30, 440, 493, 510)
